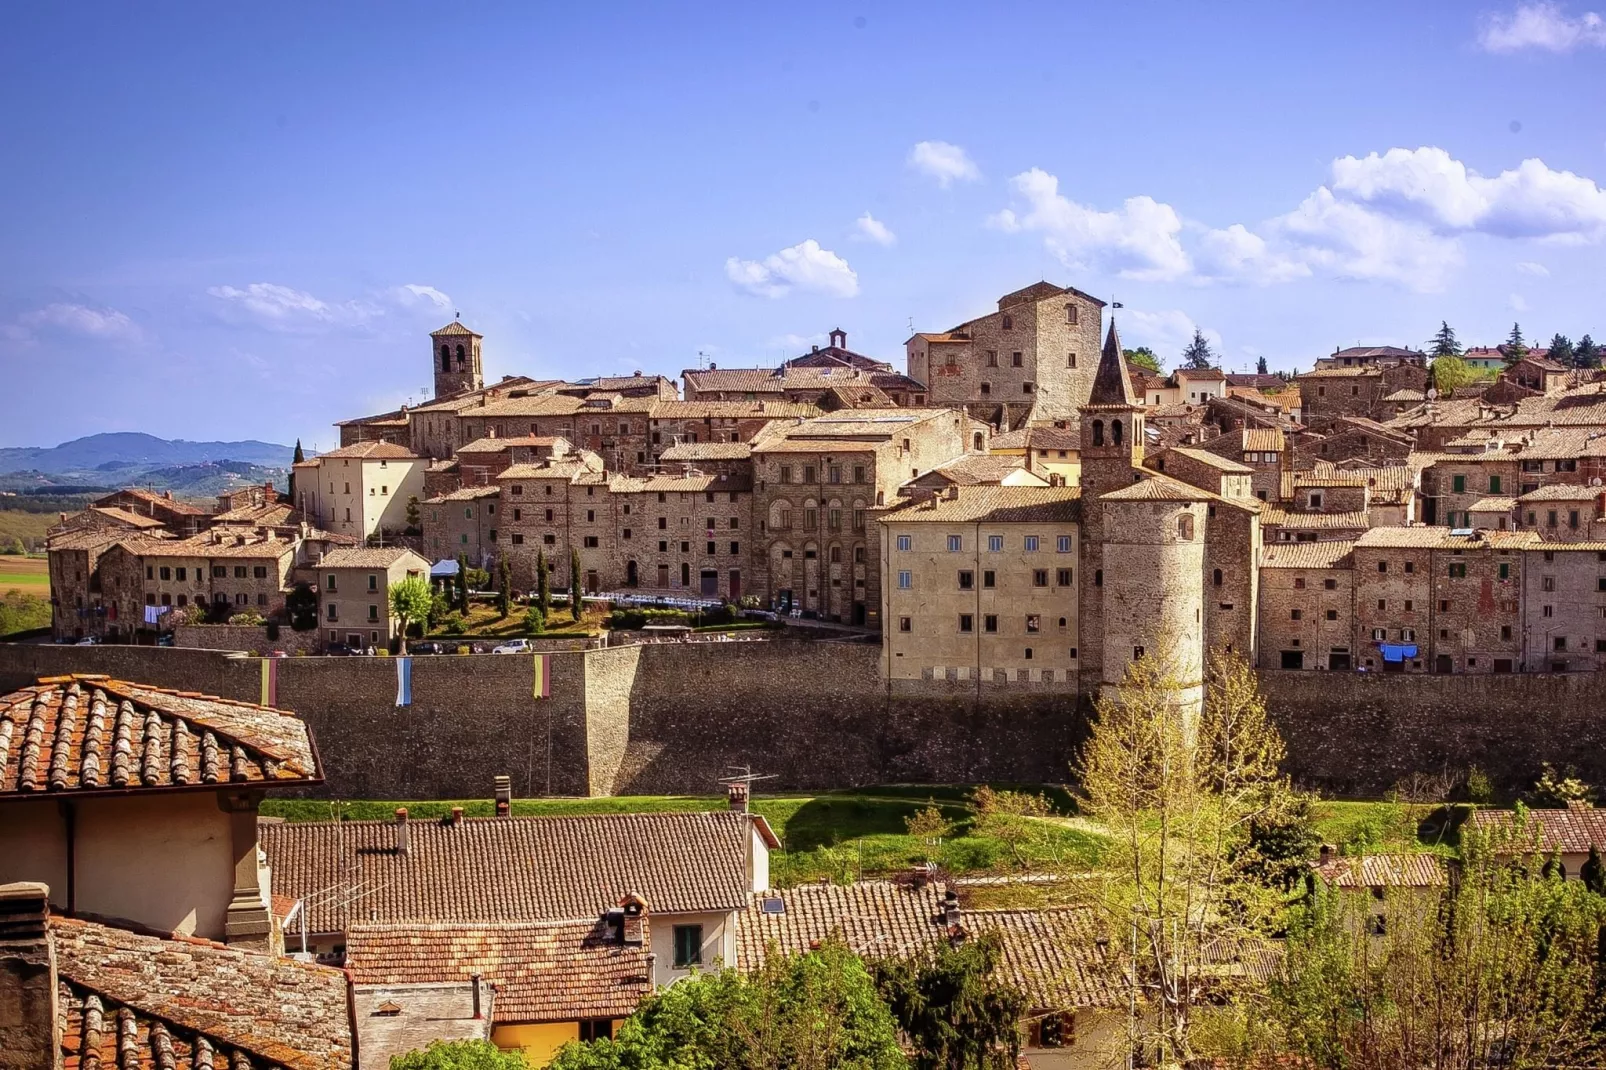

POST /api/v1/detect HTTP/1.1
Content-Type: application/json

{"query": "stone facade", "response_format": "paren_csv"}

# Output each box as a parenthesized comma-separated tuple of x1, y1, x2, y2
(432, 320, 484, 399)
(314, 547, 431, 648)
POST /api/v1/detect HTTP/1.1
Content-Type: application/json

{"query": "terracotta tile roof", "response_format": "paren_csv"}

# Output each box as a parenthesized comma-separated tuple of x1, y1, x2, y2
(346, 920, 652, 1025)
(1300, 365, 1382, 379)
(657, 442, 753, 461)
(315, 441, 419, 460)
(879, 486, 1082, 524)
(1292, 470, 1371, 488)
(46, 530, 130, 553)
(962, 907, 1120, 1011)
(1513, 428, 1606, 459)
(1473, 805, 1606, 853)
(1381, 389, 1427, 403)
(0, 676, 319, 797)
(263, 811, 771, 934)
(1467, 496, 1518, 513)
(139, 534, 297, 560)
(925, 454, 1034, 485)
(1260, 542, 1355, 569)
(650, 400, 819, 420)
(1313, 853, 1446, 888)
(469, 395, 586, 418)
(1516, 483, 1600, 501)
(53, 915, 351, 1070)
(1354, 527, 1540, 550)
(1528, 541, 1606, 551)
(431, 320, 481, 337)
(910, 332, 970, 343)
(1243, 428, 1286, 453)
(455, 435, 563, 453)
(736, 881, 947, 969)
(749, 437, 881, 454)
(102, 489, 208, 515)
(497, 460, 599, 480)
(1100, 474, 1213, 502)
(87, 506, 167, 530)
(424, 486, 502, 503)
(1259, 508, 1370, 530)
(1164, 447, 1253, 474)
(317, 547, 430, 570)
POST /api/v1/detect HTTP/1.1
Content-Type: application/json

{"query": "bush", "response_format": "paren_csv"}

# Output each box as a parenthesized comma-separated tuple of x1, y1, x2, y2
(227, 611, 266, 626)
(1529, 763, 1594, 808)
(441, 614, 467, 636)
(524, 607, 546, 635)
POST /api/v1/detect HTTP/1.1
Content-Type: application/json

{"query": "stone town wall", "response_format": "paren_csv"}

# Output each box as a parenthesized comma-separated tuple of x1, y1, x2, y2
(174, 625, 322, 656)
(4, 643, 1604, 801)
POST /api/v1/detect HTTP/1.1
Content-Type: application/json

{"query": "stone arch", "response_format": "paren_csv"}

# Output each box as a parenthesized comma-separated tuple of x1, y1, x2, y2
(455, 344, 466, 365)
(440, 344, 451, 372)
(1092, 420, 1104, 446)
(1178, 512, 1195, 540)
(1112, 419, 1123, 445)
(768, 498, 794, 531)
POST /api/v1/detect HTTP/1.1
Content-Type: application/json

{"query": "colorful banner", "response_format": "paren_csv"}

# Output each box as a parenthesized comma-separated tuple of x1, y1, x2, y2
(532, 653, 551, 699)
(260, 658, 278, 707)
(396, 656, 413, 707)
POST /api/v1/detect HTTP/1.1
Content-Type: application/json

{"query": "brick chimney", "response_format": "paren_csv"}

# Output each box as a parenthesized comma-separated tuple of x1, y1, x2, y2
(493, 775, 512, 817)
(0, 882, 59, 1070)
(617, 893, 648, 946)
(394, 808, 410, 855)
(727, 781, 750, 813)
(449, 806, 464, 826)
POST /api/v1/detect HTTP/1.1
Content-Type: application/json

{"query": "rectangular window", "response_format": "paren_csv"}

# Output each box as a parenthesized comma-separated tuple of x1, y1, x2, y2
(828, 465, 842, 483)
(672, 925, 703, 968)
(1501, 563, 1511, 580)
(780, 466, 792, 484)
(1543, 576, 1556, 591)
(988, 535, 1003, 552)
(958, 570, 974, 590)
(1452, 474, 1465, 493)
(898, 617, 911, 632)
(1024, 535, 1039, 552)
(983, 614, 998, 633)
(1011, 351, 1023, 367)
(982, 570, 996, 589)
(1057, 535, 1072, 553)
(959, 614, 974, 633)
(1056, 568, 1072, 587)
(804, 465, 816, 483)
(212, 565, 226, 578)
(1025, 615, 1040, 633)
(1032, 569, 1048, 588)
(896, 535, 911, 552)
(853, 465, 866, 483)
(1326, 610, 1338, 621)
(1448, 563, 1466, 578)
(1489, 475, 1502, 493)
(584, 536, 599, 548)
(947, 534, 962, 552)
(897, 571, 912, 589)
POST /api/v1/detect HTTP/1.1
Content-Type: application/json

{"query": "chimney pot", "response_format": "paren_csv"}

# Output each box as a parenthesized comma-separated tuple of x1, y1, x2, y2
(727, 781, 750, 813)
(450, 806, 464, 826)
(0, 881, 56, 1069)
(493, 775, 512, 817)
(394, 808, 410, 854)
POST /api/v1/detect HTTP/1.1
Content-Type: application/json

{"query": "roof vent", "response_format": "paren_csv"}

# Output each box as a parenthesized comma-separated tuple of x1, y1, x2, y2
(493, 775, 512, 817)
(394, 808, 409, 854)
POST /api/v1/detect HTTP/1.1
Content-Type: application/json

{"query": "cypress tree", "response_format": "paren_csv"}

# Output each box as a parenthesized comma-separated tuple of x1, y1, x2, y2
(496, 556, 512, 619)
(1181, 328, 1216, 370)
(537, 549, 551, 618)
(570, 547, 584, 622)
(288, 439, 304, 503)
(455, 553, 469, 611)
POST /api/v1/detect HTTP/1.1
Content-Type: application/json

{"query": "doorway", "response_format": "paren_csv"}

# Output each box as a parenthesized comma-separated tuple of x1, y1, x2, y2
(700, 569, 719, 597)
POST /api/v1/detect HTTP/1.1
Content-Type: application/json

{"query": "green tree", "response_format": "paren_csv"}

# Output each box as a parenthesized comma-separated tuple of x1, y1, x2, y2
(405, 495, 422, 533)
(570, 547, 584, 622)
(389, 575, 432, 654)
(968, 786, 1055, 871)
(1180, 328, 1216, 370)
(1429, 320, 1461, 358)
(1124, 347, 1161, 373)
(1256, 355, 1269, 375)
(1548, 333, 1576, 367)
(1504, 321, 1528, 364)
(550, 942, 906, 1070)
(1431, 354, 1479, 394)
(495, 556, 512, 619)
(1078, 645, 1292, 1064)
(537, 549, 552, 618)
(1582, 844, 1606, 895)
(903, 803, 954, 862)
(455, 553, 469, 611)
(0, 535, 24, 555)
(523, 605, 546, 636)
(288, 439, 304, 503)
(1574, 334, 1600, 369)
(285, 582, 319, 632)
(873, 932, 1027, 1070)
(1231, 789, 1321, 891)
(1529, 762, 1594, 807)
(391, 1039, 527, 1070)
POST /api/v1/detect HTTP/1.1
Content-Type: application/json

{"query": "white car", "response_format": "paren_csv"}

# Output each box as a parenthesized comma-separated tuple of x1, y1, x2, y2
(491, 639, 532, 654)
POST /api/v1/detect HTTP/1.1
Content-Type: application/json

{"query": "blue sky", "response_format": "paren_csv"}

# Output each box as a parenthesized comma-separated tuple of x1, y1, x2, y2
(3, 0, 1605, 450)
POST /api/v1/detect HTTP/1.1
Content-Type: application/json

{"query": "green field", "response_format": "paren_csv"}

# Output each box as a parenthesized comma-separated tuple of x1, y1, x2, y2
(0, 555, 49, 596)
(0, 510, 56, 554)
(261, 785, 1108, 887)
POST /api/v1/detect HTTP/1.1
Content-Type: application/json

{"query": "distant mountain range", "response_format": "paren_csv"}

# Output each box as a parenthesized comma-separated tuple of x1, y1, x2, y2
(0, 433, 296, 500)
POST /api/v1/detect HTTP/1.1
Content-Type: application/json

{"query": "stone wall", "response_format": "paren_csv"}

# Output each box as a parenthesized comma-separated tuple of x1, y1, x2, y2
(5, 643, 1604, 802)
(175, 625, 322, 656)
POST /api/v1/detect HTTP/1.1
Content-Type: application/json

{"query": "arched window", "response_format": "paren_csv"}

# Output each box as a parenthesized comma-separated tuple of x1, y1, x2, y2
(1112, 420, 1124, 445)
(972, 432, 984, 450)
(455, 344, 466, 365)
(441, 345, 451, 372)
(1178, 514, 1195, 540)
(1212, 568, 1223, 587)
(1092, 420, 1104, 447)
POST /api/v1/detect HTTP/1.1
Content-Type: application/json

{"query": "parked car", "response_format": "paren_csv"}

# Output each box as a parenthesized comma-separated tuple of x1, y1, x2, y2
(491, 638, 532, 654)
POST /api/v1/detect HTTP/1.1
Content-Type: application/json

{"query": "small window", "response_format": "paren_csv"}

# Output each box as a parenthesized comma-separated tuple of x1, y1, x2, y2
(1056, 568, 1072, 586)
(1032, 569, 1048, 588)
(958, 570, 975, 590)
(896, 535, 911, 552)
(672, 925, 703, 968)
(1024, 535, 1039, 552)
(1057, 535, 1072, 553)
(959, 614, 974, 633)
(897, 571, 912, 589)
(988, 535, 1004, 552)
(948, 534, 963, 552)
(983, 570, 996, 588)
(1025, 615, 1040, 633)
(983, 614, 998, 633)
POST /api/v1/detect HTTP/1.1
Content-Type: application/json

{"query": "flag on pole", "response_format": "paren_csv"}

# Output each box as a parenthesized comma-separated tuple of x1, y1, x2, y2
(532, 653, 551, 699)
(396, 656, 413, 707)
(260, 658, 278, 707)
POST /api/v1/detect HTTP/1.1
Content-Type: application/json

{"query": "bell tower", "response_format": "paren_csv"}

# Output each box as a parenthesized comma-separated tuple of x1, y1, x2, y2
(431, 319, 484, 399)
(1077, 320, 1144, 498)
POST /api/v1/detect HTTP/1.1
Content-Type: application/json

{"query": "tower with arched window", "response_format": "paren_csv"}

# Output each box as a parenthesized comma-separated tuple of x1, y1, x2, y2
(430, 320, 484, 399)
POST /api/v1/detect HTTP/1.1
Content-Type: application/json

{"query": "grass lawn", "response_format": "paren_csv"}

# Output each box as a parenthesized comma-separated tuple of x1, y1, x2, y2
(260, 784, 1108, 886)
(1313, 799, 1472, 856)
(0, 555, 49, 596)
(423, 598, 604, 641)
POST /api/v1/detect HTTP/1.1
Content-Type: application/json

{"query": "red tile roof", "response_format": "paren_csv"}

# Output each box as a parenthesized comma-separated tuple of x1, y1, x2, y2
(0, 676, 320, 798)
(54, 915, 351, 1070)
(346, 920, 653, 1024)
(1473, 804, 1606, 854)
(1312, 853, 1446, 888)
(264, 811, 771, 934)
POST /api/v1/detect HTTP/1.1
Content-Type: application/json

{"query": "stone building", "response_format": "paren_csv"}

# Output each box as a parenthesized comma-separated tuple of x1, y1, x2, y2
(293, 440, 427, 542)
(315, 546, 431, 649)
(1257, 541, 1356, 670)
(878, 485, 1081, 691)
(683, 330, 925, 407)
(1299, 363, 1430, 425)
(1522, 543, 1606, 672)
(433, 319, 485, 398)
(752, 410, 972, 625)
(422, 485, 504, 567)
(907, 282, 1106, 431)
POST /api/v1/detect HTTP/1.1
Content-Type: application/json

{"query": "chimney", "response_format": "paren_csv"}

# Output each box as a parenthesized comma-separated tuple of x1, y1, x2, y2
(0, 882, 59, 1070)
(471, 973, 483, 1019)
(493, 775, 512, 817)
(449, 806, 464, 826)
(942, 888, 961, 928)
(617, 893, 648, 945)
(727, 781, 750, 813)
(164, 490, 174, 500)
(394, 808, 410, 854)
(1318, 843, 1335, 865)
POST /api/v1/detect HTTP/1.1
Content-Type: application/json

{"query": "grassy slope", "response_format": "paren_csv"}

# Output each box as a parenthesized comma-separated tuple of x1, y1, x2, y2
(0, 555, 49, 596)
(0, 510, 55, 552)
(260, 785, 1107, 886)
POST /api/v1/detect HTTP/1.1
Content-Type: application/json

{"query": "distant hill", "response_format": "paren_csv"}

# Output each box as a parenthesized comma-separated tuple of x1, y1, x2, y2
(0, 432, 293, 473)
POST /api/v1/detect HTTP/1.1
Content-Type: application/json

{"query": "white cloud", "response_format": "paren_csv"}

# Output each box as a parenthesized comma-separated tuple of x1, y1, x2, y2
(1330, 147, 1606, 240)
(1122, 309, 1223, 361)
(391, 284, 454, 311)
(853, 212, 896, 246)
(1516, 260, 1551, 275)
(6, 302, 144, 344)
(208, 282, 381, 330)
(1266, 187, 1463, 291)
(1193, 223, 1311, 285)
(1478, 2, 1606, 51)
(724, 240, 859, 299)
(992, 168, 1191, 282)
(1510, 293, 1531, 311)
(908, 140, 980, 188)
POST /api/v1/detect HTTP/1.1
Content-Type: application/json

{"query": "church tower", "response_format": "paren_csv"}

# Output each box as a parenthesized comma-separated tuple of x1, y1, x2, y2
(431, 320, 484, 399)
